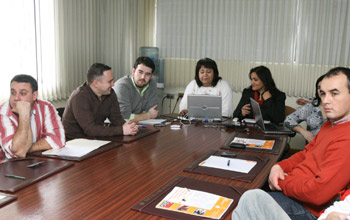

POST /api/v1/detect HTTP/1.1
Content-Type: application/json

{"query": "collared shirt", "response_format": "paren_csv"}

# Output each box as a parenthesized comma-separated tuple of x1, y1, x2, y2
(277, 120, 350, 216)
(331, 115, 350, 126)
(130, 75, 150, 96)
(0, 100, 65, 163)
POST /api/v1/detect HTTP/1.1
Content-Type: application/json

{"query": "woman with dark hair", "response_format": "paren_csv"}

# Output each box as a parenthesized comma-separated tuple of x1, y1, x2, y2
(284, 75, 327, 143)
(233, 66, 286, 124)
(179, 58, 233, 117)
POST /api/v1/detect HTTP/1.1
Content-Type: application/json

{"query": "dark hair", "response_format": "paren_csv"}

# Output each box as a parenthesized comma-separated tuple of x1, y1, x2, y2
(10, 74, 38, 92)
(195, 58, 222, 87)
(312, 74, 325, 107)
(249, 66, 279, 95)
(323, 67, 350, 93)
(133, 56, 155, 73)
(87, 63, 112, 84)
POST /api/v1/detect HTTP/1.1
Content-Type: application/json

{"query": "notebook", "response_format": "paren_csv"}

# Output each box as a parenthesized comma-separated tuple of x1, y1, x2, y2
(187, 95, 222, 121)
(250, 98, 294, 135)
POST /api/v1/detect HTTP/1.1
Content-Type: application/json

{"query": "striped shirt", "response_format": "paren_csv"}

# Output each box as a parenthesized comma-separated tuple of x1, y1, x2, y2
(0, 100, 65, 163)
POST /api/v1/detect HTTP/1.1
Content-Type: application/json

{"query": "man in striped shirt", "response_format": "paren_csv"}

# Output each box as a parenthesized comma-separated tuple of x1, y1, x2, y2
(0, 75, 65, 163)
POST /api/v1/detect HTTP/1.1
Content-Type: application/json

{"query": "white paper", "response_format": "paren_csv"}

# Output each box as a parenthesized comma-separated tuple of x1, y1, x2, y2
(138, 119, 166, 125)
(43, 139, 111, 157)
(162, 187, 220, 210)
(156, 186, 233, 219)
(200, 155, 257, 174)
(232, 137, 266, 146)
(0, 195, 6, 200)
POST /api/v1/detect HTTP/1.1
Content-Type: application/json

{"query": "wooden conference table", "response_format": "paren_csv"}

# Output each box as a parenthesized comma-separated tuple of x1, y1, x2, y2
(0, 123, 287, 220)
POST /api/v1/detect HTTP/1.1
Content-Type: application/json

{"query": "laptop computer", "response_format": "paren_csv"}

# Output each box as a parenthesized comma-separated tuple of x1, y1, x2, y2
(187, 95, 222, 121)
(250, 98, 294, 135)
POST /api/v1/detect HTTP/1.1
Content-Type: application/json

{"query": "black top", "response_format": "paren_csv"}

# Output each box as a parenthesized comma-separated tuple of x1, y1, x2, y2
(233, 88, 286, 124)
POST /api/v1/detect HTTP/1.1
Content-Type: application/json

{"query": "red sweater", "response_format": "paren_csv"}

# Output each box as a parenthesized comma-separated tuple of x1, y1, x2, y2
(277, 120, 350, 217)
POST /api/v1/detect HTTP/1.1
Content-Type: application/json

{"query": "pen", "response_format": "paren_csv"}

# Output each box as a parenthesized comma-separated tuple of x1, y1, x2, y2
(27, 161, 45, 168)
(227, 160, 230, 166)
(137, 125, 146, 128)
(4, 174, 26, 180)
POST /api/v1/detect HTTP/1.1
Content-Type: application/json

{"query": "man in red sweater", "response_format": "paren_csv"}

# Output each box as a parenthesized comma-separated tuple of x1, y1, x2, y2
(268, 67, 350, 220)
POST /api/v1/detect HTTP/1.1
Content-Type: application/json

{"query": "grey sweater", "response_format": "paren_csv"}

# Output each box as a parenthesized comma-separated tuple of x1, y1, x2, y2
(113, 75, 158, 120)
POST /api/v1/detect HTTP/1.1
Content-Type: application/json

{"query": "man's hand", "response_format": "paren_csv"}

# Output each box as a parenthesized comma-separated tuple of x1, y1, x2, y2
(147, 105, 159, 119)
(268, 164, 286, 191)
(13, 101, 31, 117)
(241, 104, 251, 116)
(11, 101, 33, 158)
(122, 121, 139, 135)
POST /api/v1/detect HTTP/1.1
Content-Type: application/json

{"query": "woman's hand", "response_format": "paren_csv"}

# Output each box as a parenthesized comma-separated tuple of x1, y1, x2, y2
(301, 130, 315, 143)
(241, 104, 251, 116)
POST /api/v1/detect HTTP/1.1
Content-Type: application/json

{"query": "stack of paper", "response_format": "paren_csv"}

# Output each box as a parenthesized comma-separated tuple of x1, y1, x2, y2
(43, 139, 111, 157)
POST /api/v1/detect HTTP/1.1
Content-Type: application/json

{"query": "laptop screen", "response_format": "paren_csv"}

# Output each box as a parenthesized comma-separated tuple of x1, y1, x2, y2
(249, 98, 266, 130)
(187, 95, 222, 119)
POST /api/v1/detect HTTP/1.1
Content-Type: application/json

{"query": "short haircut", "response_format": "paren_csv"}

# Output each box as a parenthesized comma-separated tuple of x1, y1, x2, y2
(87, 63, 112, 84)
(133, 56, 155, 73)
(10, 74, 38, 92)
(195, 58, 222, 87)
(323, 67, 350, 93)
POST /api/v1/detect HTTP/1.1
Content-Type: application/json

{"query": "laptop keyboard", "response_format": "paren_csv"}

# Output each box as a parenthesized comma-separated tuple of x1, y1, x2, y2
(264, 123, 278, 130)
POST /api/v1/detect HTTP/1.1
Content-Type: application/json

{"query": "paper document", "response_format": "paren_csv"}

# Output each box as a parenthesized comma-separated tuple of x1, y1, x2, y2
(199, 155, 257, 173)
(231, 137, 274, 150)
(43, 139, 111, 157)
(138, 119, 167, 125)
(156, 186, 233, 219)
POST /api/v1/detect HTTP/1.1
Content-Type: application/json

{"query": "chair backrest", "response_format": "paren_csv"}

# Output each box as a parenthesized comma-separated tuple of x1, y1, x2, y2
(56, 107, 65, 119)
(284, 105, 296, 120)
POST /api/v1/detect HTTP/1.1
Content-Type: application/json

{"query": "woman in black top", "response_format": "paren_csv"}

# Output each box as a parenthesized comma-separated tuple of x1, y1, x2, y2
(233, 66, 286, 124)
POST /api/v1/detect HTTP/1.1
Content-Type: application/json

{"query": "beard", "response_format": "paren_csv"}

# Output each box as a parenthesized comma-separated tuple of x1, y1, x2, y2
(135, 80, 147, 88)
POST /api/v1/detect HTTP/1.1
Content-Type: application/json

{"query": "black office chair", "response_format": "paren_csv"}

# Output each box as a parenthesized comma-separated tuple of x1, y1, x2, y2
(56, 107, 65, 119)
(284, 105, 297, 156)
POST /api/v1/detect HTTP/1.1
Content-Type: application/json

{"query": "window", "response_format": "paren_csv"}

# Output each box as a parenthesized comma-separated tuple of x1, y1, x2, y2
(0, 0, 57, 103)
